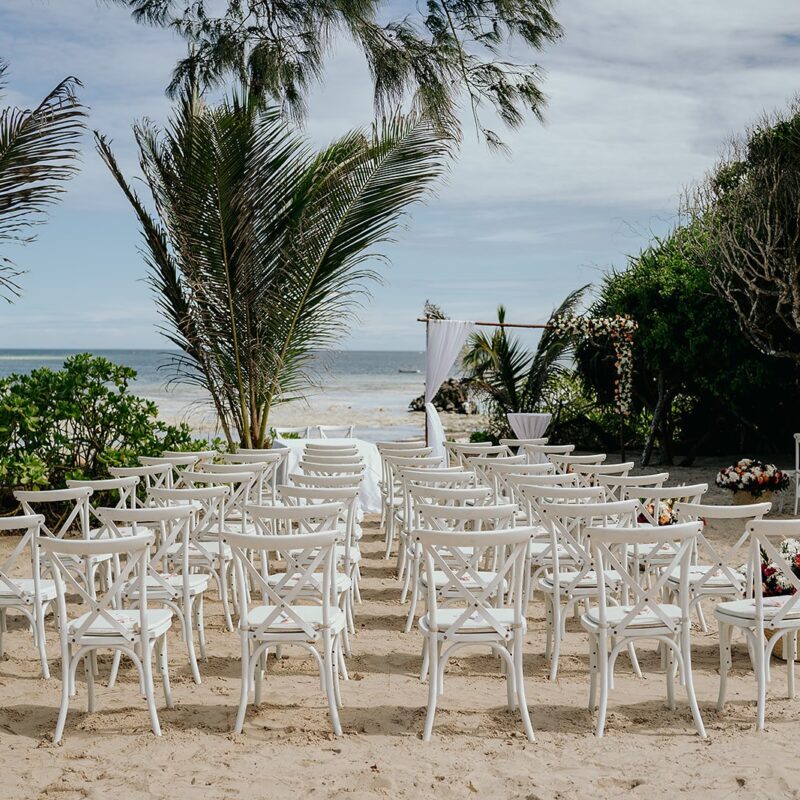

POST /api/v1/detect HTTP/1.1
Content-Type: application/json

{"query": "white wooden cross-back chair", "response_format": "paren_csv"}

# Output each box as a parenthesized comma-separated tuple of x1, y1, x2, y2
(226, 526, 344, 735)
(66, 476, 139, 539)
(0, 514, 52, 677)
(15, 487, 108, 596)
(97, 504, 207, 686)
(149, 484, 235, 631)
(316, 424, 355, 439)
(162, 449, 217, 466)
(538, 498, 639, 681)
(221, 449, 288, 504)
(521, 443, 575, 465)
(139, 454, 199, 488)
(716, 519, 800, 730)
(499, 437, 548, 456)
(180, 469, 258, 535)
(42, 532, 173, 744)
(465, 453, 526, 493)
(668, 501, 771, 632)
(478, 460, 553, 504)
(404, 498, 516, 636)
(444, 442, 510, 467)
(274, 426, 311, 438)
(415, 526, 536, 742)
(583, 522, 706, 737)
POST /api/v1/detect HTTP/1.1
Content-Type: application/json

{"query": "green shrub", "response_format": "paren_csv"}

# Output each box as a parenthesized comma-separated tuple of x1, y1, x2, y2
(469, 429, 498, 445)
(0, 353, 218, 508)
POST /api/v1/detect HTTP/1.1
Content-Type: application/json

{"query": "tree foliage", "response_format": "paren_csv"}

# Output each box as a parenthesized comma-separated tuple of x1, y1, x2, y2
(0, 354, 208, 504)
(98, 87, 450, 448)
(0, 60, 86, 298)
(687, 100, 800, 361)
(578, 230, 795, 464)
(108, 0, 562, 147)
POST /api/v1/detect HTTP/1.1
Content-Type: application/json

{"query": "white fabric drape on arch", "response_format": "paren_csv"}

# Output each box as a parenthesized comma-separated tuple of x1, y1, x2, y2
(424, 319, 475, 458)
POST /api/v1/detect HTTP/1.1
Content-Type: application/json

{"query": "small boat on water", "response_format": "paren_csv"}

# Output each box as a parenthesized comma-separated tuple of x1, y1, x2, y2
(398, 368, 421, 374)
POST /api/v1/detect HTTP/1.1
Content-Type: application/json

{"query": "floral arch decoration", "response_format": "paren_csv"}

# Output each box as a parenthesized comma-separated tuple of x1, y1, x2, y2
(550, 315, 638, 415)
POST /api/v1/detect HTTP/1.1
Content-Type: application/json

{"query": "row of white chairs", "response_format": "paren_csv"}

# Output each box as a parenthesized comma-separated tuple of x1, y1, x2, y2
(277, 425, 355, 439)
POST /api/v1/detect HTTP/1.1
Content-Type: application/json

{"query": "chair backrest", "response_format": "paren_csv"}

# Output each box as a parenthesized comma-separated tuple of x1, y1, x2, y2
(499, 437, 548, 449)
(570, 461, 635, 486)
(289, 472, 364, 489)
(179, 469, 258, 525)
(0, 514, 46, 605)
(221, 451, 287, 502)
(416, 502, 518, 531)
(109, 462, 172, 497)
(548, 453, 606, 474)
(305, 442, 359, 452)
(162, 449, 217, 464)
(522, 443, 575, 462)
(301, 453, 364, 466)
(465, 453, 527, 490)
(586, 523, 701, 636)
(96, 505, 194, 599)
(621, 484, 707, 525)
(149, 485, 230, 542)
(539, 499, 639, 587)
(66, 477, 139, 536)
(316, 424, 355, 439)
(15, 487, 92, 540)
(445, 442, 511, 467)
(376, 440, 427, 452)
(516, 484, 605, 528)
(246, 501, 342, 537)
(415, 527, 535, 638)
(598, 472, 670, 500)
(747, 519, 800, 630)
(274, 426, 310, 438)
(40, 531, 154, 640)
(226, 528, 339, 638)
(477, 460, 553, 501)
(298, 461, 366, 477)
(674, 501, 772, 597)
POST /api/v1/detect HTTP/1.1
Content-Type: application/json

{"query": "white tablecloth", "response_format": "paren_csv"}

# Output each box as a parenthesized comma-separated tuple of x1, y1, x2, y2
(274, 437, 382, 513)
(507, 413, 552, 463)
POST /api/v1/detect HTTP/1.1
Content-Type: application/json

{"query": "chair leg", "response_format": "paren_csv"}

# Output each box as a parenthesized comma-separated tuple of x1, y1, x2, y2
(53, 651, 72, 745)
(142, 640, 162, 737)
(787, 631, 797, 700)
(595, 629, 609, 737)
(513, 635, 535, 742)
(423, 636, 439, 741)
(756, 633, 767, 731)
(158, 635, 173, 709)
(627, 642, 643, 678)
(323, 632, 342, 736)
(717, 622, 731, 711)
(196, 595, 207, 661)
(108, 650, 122, 689)
(234, 636, 251, 734)
(85, 655, 96, 714)
(549, 599, 562, 682)
(419, 639, 429, 682)
(219, 563, 234, 632)
(404, 571, 420, 634)
(588, 633, 598, 710)
(665, 640, 676, 711)
(35, 604, 50, 680)
(681, 625, 706, 737)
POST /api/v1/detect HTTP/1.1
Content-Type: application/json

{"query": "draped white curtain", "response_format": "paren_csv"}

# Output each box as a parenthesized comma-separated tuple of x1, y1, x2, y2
(425, 319, 475, 456)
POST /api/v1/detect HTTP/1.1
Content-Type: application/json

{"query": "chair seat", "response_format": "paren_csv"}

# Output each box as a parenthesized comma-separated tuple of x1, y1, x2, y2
(265, 572, 352, 594)
(527, 541, 570, 560)
(167, 541, 232, 561)
(421, 570, 503, 590)
(0, 578, 57, 602)
(245, 604, 345, 635)
(664, 565, 742, 590)
(625, 541, 678, 562)
(68, 608, 172, 639)
(122, 573, 210, 599)
(539, 569, 622, 591)
(582, 603, 682, 629)
(716, 597, 800, 623)
(419, 607, 522, 635)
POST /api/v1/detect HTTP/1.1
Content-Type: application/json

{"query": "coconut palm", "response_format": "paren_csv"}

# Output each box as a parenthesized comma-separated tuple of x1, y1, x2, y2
(462, 286, 588, 436)
(0, 61, 85, 298)
(97, 87, 450, 447)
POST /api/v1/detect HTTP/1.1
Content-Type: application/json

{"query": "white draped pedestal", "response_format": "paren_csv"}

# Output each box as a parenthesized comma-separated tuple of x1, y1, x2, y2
(507, 413, 552, 440)
(274, 437, 382, 513)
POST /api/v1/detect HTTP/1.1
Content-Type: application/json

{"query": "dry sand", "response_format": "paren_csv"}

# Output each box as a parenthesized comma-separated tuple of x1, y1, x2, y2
(2, 461, 800, 799)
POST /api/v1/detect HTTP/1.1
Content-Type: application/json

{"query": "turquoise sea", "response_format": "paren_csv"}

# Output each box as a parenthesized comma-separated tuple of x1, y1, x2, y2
(0, 349, 428, 442)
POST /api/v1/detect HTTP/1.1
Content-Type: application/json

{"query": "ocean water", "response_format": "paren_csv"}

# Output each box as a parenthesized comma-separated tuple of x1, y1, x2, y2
(0, 349, 428, 442)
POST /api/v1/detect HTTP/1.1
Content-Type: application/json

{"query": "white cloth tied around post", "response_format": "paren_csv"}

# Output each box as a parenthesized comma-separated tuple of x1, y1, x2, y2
(424, 319, 475, 458)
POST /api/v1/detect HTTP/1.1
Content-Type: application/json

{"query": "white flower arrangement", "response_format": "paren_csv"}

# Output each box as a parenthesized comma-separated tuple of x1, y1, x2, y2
(715, 458, 789, 498)
(550, 314, 638, 416)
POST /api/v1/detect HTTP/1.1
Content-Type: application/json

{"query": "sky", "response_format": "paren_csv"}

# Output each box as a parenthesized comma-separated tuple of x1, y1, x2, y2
(0, 0, 798, 351)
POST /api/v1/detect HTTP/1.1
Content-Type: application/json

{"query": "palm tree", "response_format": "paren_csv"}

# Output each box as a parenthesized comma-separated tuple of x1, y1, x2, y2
(107, 0, 562, 148)
(462, 286, 588, 436)
(97, 87, 450, 448)
(0, 61, 86, 299)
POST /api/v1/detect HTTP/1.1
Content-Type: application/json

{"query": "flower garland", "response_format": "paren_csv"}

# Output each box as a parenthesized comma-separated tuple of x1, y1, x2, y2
(550, 315, 638, 415)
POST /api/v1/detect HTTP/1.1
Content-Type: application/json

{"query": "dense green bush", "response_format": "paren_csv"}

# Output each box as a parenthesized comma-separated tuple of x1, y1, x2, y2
(0, 354, 217, 507)
(577, 231, 798, 464)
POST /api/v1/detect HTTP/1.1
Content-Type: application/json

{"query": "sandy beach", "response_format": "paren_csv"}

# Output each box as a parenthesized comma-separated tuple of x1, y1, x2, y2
(1, 459, 799, 799)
